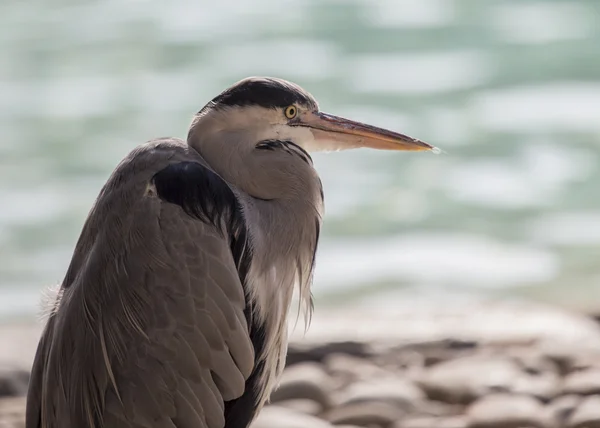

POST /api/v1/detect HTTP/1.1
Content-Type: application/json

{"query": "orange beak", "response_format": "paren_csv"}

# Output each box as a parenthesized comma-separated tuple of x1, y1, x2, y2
(294, 110, 435, 152)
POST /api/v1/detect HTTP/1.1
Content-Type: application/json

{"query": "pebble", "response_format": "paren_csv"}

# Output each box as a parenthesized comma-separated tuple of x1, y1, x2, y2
(395, 416, 468, 428)
(539, 342, 600, 375)
(336, 377, 425, 411)
(567, 395, 600, 428)
(324, 401, 406, 427)
(418, 400, 463, 417)
(3, 305, 600, 428)
(417, 355, 523, 404)
(439, 416, 469, 428)
(465, 393, 551, 428)
(507, 347, 559, 375)
(547, 394, 582, 425)
(512, 371, 561, 402)
(275, 399, 323, 416)
(252, 405, 333, 428)
(0, 370, 28, 398)
(324, 353, 390, 391)
(563, 369, 600, 396)
(270, 362, 333, 411)
(395, 417, 435, 428)
(0, 398, 25, 428)
(286, 341, 373, 366)
(389, 340, 476, 368)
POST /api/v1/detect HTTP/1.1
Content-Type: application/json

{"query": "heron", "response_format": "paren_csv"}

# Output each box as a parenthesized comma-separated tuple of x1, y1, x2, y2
(25, 76, 434, 428)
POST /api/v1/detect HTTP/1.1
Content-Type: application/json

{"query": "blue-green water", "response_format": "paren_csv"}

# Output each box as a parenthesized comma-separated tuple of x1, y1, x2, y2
(1, 0, 600, 320)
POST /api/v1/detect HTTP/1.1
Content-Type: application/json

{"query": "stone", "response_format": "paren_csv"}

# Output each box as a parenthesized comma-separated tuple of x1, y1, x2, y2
(547, 395, 581, 426)
(417, 351, 562, 405)
(563, 369, 600, 396)
(270, 362, 333, 411)
(396, 417, 436, 428)
(0, 421, 24, 428)
(539, 344, 578, 376)
(286, 342, 373, 366)
(567, 395, 600, 428)
(380, 339, 477, 370)
(417, 355, 523, 404)
(374, 347, 425, 372)
(418, 400, 463, 417)
(337, 377, 425, 411)
(324, 401, 405, 427)
(512, 371, 561, 402)
(539, 342, 600, 375)
(466, 394, 551, 428)
(251, 405, 333, 428)
(507, 347, 560, 376)
(0, 369, 29, 397)
(324, 353, 390, 388)
(395, 416, 468, 428)
(439, 416, 469, 428)
(0, 397, 26, 418)
(274, 399, 323, 416)
(0, 397, 26, 428)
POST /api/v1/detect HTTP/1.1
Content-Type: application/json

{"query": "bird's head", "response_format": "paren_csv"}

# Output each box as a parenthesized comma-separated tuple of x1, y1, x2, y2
(188, 76, 434, 200)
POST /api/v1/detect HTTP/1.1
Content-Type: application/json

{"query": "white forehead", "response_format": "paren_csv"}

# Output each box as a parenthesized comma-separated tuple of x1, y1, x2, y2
(192, 105, 316, 150)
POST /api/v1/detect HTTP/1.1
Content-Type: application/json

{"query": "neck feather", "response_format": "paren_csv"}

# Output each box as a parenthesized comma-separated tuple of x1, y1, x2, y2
(235, 189, 323, 409)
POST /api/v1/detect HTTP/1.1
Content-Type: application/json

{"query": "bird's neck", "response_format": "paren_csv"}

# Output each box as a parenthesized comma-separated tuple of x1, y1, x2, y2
(239, 191, 323, 318)
(235, 190, 323, 408)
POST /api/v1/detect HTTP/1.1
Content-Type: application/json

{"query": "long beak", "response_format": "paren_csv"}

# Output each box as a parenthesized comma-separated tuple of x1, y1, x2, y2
(294, 111, 435, 152)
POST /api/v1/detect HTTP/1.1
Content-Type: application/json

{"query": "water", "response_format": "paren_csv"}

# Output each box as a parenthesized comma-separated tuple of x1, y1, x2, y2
(1, 0, 599, 321)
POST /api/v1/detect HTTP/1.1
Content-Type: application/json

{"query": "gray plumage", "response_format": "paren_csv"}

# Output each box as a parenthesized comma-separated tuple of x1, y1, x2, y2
(26, 77, 434, 428)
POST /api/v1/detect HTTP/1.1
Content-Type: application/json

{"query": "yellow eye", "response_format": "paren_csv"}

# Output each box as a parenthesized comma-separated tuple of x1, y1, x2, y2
(284, 105, 297, 119)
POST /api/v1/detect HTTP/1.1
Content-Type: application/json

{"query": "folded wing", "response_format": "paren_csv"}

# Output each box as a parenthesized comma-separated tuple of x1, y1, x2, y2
(26, 140, 262, 428)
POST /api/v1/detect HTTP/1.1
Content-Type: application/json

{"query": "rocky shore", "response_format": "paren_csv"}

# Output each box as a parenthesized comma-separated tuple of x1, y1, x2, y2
(2, 297, 600, 428)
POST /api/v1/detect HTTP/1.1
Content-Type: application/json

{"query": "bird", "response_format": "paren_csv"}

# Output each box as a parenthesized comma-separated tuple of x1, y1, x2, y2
(25, 76, 434, 428)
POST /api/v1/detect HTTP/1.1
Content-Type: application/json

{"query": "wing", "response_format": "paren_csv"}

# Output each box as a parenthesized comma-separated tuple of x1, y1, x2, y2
(26, 139, 265, 428)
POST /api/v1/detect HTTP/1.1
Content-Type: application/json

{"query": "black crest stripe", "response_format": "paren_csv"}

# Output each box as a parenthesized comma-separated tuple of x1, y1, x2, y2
(256, 139, 312, 165)
(284, 141, 313, 165)
(210, 78, 316, 110)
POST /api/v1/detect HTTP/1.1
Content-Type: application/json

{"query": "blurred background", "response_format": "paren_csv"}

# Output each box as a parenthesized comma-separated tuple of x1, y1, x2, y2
(1, 0, 599, 324)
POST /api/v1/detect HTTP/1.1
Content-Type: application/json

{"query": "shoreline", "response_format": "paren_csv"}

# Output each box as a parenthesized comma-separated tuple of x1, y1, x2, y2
(2, 297, 600, 427)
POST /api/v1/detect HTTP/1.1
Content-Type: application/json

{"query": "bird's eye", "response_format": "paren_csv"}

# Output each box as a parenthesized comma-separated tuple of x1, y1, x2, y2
(284, 105, 297, 119)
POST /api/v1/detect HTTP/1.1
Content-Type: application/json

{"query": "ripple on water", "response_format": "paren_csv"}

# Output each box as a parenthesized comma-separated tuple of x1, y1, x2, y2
(440, 142, 594, 210)
(154, 0, 309, 42)
(208, 40, 339, 81)
(0, 0, 598, 320)
(489, 2, 594, 44)
(0, 78, 120, 118)
(0, 287, 44, 321)
(441, 159, 555, 209)
(528, 212, 600, 247)
(0, 188, 70, 225)
(471, 83, 600, 133)
(421, 106, 470, 146)
(362, 0, 457, 29)
(347, 50, 492, 95)
(313, 233, 559, 292)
